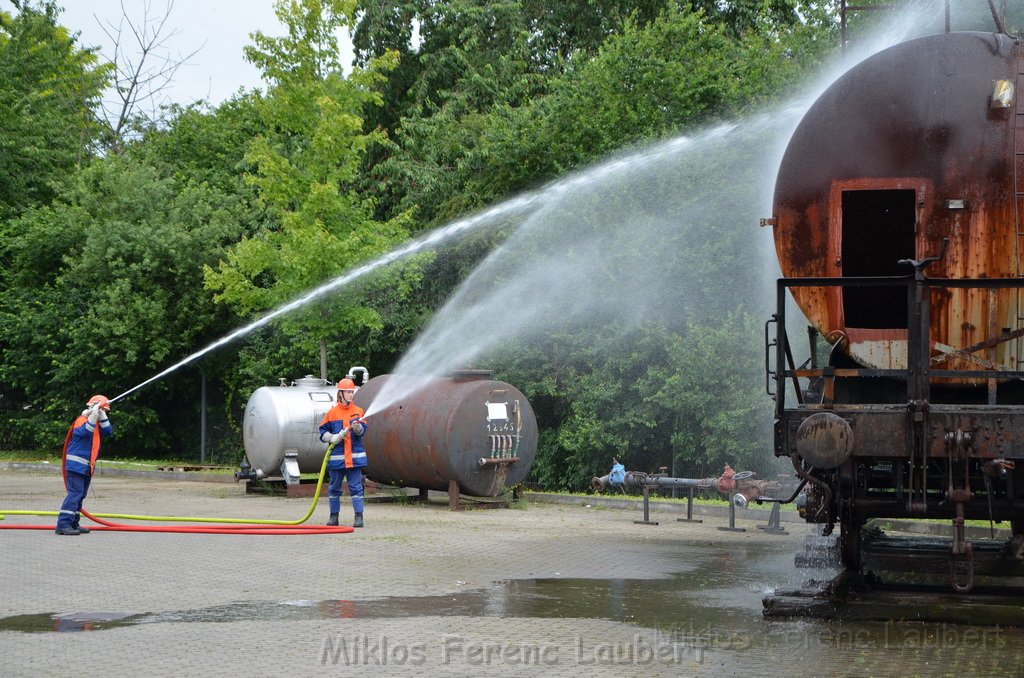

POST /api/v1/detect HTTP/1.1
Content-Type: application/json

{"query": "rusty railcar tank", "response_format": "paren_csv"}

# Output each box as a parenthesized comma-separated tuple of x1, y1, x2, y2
(765, 30, 1024, 592)
(354, 371, 537, 497)
(773, 31, 1021, 379)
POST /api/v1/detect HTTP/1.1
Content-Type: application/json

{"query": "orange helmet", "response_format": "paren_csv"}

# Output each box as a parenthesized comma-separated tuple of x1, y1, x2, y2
(337, 378, 356, 402)
(87, 394, 110, 411)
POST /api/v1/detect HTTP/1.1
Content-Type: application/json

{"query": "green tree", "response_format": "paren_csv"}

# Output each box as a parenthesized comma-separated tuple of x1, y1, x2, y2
(352, 0, 667, 140)
(354, 0, 555, 224)
(367, 2, 835, 229)
(132, 93, 265, 195)
(0, 0, 110, 220)
(204, 0, 416, 382)
(0, 154, 250, 454)
(462, 3, 834, 201)
(640, 314, 770, 478)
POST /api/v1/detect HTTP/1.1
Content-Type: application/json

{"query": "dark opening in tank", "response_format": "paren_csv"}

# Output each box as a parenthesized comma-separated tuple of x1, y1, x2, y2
(841, 189, 915, 328)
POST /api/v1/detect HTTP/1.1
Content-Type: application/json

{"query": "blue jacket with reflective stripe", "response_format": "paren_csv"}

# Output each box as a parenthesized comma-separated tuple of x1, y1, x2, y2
(65, 416, 113, 475)
(318, 402, 367, 469)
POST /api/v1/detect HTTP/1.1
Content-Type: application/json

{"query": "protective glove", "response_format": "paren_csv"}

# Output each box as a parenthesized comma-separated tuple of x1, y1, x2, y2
(98, 407, 110, 423)
(350, 419, 365, 436)
(328, 429, 349, 445)
(86, 404, 101, 425)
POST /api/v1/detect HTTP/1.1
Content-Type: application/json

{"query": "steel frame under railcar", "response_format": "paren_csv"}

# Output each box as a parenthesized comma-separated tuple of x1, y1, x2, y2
(767, 262, 1024, 592)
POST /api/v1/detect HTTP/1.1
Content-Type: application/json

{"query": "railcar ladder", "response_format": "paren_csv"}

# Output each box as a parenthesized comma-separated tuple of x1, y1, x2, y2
(1016, 40, 1024, 369)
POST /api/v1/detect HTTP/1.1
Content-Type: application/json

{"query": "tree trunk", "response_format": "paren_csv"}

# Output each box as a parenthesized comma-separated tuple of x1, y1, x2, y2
(320, 337, 328, 381)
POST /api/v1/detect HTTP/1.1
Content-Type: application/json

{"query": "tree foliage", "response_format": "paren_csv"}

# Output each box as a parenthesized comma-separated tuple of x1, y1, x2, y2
(369, 2, 833, 230)
(205, 0, 417, 381)
(0, 0, 110, 221)
(0, 154, 249, 452)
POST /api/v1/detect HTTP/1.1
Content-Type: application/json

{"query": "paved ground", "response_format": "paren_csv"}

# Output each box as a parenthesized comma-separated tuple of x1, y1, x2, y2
(1, 471, 1021, 677)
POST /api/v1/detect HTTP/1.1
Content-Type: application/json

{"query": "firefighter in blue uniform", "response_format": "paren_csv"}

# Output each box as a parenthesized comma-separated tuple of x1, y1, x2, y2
(56, 395, 113, 535)
(318, 378, 368, 528)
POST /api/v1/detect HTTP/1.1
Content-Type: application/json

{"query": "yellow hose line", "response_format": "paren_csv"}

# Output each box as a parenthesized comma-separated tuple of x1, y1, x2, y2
(0, 445, 332, 525)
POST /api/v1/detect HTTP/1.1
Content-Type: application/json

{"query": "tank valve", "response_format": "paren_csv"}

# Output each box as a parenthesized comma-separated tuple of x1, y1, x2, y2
(234, 457, 256, 482)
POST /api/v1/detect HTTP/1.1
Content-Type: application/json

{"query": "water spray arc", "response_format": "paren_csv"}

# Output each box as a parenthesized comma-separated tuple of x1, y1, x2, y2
(107, 111, 797, 406)
(360, 7, 944, 418)
(110, 1, 934, 407)
(107, 193, 548, 403)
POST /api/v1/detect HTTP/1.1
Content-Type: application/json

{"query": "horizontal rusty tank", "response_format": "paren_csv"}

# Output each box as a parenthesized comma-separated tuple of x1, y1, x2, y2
(772, 31, 1021, 380)
(354, 371, 537, 497)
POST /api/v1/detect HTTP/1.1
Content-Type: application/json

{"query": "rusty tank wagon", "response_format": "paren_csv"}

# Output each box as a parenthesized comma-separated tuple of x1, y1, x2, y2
(765, 28, 1024, 591)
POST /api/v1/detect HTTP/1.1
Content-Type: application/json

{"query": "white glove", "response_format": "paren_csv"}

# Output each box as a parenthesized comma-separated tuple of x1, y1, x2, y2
(350, 420, 365, 436)
(98, 407, 109, 423)
(86, 404, 100, 425)
(328, 429, 349, 445)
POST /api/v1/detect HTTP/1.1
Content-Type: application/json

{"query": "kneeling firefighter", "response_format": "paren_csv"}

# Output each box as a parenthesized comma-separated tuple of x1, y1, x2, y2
(318, 378, 368, 528)
(56, 395, 113, 535)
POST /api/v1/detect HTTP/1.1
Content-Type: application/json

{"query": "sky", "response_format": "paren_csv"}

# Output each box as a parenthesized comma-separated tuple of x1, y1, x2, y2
(3, 1, 353, 109)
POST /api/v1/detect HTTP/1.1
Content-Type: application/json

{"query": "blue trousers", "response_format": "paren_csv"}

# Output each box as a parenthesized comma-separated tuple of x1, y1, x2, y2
(328, 467, 364, 514)
(57, 471, 91, 529)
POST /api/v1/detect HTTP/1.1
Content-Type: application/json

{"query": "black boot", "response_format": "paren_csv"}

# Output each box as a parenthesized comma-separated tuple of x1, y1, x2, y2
(353, 512, 364, 528)
(326, 513, 339, 526)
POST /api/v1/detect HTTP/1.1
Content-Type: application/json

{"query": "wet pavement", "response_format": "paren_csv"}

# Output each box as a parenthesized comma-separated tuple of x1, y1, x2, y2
(0, 471, 1021, 676)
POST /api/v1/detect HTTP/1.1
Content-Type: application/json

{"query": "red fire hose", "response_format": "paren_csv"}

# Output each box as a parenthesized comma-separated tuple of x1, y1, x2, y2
(0, 445, 353, 534)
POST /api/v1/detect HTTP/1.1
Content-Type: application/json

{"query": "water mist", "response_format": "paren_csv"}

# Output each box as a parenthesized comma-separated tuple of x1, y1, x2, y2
(362, 1, 962, 418)
(114, 0, 950, 414)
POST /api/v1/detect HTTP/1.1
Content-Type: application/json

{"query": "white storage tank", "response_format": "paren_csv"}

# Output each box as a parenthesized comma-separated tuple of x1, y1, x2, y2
(242, 375, 337, 477)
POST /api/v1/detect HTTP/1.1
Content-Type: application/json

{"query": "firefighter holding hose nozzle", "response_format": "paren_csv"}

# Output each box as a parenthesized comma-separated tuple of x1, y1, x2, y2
(319, 378, 368, 528)
(55, 395, 113, 535)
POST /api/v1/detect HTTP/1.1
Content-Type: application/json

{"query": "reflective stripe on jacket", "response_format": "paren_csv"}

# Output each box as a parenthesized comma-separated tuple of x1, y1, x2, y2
(62, 415, 113, 477)
(318, 402, 367, 469)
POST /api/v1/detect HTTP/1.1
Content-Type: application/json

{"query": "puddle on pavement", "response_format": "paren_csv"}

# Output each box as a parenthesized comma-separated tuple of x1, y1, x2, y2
(0, 611, 139, 633)
(0, 575, 750, 634)
(4, 537, 1022, 674)
(1, 540, 803, 634)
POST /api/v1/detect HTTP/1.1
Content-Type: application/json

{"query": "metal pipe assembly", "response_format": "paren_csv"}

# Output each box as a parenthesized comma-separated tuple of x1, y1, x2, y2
(592, 464, 772, 507)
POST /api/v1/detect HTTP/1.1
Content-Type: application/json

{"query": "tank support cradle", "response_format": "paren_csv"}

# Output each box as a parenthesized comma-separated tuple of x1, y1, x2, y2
(447, 480, 517, 511)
